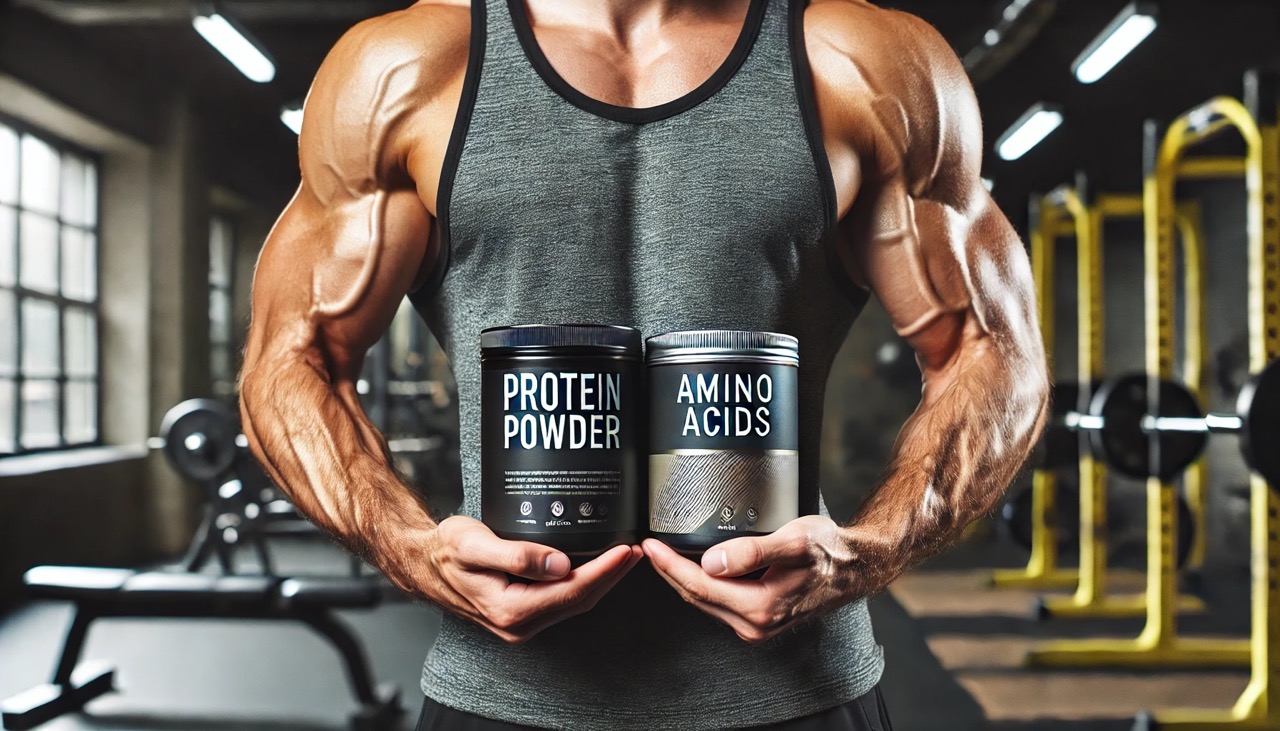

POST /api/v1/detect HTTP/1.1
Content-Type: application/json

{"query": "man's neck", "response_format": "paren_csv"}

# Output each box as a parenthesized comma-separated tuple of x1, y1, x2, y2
(524, 0, 744, 47)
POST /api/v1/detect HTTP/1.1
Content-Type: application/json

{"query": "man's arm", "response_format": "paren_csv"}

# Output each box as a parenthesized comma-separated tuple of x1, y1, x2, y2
(240, 8, 639, 645)
(643, 6, 1048, 643)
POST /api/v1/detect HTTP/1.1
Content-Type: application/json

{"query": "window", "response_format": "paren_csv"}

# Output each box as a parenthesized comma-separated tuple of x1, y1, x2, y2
(209, 215, 236, 397)
(0, 119, 100, 454)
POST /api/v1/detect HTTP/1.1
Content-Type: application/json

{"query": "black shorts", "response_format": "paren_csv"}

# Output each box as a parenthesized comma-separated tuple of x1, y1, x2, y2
(414, 686, 894, 731)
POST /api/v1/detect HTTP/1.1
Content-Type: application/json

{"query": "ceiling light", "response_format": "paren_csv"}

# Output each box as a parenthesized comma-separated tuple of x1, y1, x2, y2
(984, 29, 1001, 46)
(996, 103, 1064, 161)
(192, 9, 275, 83)
(280, 104, 303, 135)
(1072, 2, 1157, 84)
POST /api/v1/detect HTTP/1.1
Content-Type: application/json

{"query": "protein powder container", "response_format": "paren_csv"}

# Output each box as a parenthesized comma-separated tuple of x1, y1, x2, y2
(646, 330, 799, 554)
(481, 325, 643, 556)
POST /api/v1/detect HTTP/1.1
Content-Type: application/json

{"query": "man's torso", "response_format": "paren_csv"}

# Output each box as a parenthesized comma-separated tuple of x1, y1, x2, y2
(318, 0, 947, 287)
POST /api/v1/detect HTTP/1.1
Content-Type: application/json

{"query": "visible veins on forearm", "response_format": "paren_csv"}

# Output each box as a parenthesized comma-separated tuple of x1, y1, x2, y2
(848, 326, 1048, 589)
(241, 350, 435, 582)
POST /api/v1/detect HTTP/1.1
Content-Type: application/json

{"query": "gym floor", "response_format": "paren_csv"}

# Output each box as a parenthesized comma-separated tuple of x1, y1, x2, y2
(0, 537, 1253, 731)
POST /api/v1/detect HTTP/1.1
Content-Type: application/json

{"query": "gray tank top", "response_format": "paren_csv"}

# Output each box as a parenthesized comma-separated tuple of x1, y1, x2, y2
(412, 0, 880, 727)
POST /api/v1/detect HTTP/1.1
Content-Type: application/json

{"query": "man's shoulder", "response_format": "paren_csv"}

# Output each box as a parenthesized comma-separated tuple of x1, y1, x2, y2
(298, 1, 471, 198)
(319, 1, 471, 96)
(803, 0, 958, 99)
(803, 0, 977, 184)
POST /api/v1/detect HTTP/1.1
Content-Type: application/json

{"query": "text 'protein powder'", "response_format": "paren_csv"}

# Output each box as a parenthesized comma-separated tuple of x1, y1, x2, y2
(647, 330, 800, 554)
(481, 325, 643, 556)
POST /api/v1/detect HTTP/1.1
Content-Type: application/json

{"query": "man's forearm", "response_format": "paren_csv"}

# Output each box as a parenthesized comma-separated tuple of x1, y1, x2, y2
(240, 354, 437, 592)
(845, 333, 1048, 589)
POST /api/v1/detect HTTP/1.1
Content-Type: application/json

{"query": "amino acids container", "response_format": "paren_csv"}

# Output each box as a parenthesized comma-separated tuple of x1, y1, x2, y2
(646, 330, 800, 554)
(480, 325, 643, 556)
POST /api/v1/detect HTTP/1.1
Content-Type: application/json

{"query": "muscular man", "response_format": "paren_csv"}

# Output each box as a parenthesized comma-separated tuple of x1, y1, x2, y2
(240, 0, 1049, 728)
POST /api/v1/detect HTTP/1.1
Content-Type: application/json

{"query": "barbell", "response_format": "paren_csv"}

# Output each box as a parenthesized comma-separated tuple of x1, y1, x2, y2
(1051, 360, 1279, 485)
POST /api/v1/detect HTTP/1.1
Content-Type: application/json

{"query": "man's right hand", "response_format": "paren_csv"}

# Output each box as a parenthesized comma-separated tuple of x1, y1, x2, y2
(415, 516, 642, 644)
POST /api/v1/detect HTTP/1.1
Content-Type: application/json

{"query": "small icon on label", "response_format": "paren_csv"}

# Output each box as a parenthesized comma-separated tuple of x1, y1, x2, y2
(519, 501, 533, 516)
(551, 501, 565, 518)
(746, 507, 758, 523)
(720, 506, 735, 523)
(598, 504, 609, 517)
(579, 502, 593, 517)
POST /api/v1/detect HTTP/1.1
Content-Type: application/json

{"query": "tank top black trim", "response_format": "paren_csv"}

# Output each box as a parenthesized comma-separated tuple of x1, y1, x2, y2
(507, 0, 769, 125)
(416, 0, 488, 300)
(788, 0, 835, 227)
(789, 0, 868, 307)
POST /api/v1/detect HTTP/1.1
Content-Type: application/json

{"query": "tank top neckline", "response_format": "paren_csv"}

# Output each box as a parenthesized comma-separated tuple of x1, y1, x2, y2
(505, 0, 769, 125)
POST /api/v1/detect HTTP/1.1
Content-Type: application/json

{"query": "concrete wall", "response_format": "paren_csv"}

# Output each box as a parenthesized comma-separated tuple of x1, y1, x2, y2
(0, 33, 272, 605)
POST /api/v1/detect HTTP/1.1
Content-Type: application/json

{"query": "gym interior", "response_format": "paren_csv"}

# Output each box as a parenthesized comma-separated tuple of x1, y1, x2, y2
(1, 0, 1279, 729)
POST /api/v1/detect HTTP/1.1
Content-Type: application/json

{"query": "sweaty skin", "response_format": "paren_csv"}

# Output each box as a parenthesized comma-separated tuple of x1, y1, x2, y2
(240, 0, 1049, 646)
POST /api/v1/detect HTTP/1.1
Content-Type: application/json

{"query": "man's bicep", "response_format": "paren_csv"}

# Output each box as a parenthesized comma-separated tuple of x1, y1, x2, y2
(246, 183, 432, 382)
(845, 177, 965, 368)
(853, 177, 1033, 379)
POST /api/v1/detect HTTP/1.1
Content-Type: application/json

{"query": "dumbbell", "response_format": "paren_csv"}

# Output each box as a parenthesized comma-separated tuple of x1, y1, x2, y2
(1061, 360, 1279, 485)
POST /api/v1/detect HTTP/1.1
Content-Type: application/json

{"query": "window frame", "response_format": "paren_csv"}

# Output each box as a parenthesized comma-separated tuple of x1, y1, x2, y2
(0, 111, 104, 456)
(208, 213, 237, 398)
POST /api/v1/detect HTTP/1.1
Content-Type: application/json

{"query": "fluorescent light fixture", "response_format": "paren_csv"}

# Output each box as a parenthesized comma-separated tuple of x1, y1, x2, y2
(996, 103, 1064, 161)
(1072, 1, 1157, 84)
(281, 104, 303, 135)
(192, 10, 275, 83)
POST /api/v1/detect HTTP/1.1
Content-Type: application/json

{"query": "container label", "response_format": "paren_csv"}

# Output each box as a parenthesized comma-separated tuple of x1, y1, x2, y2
(649, 363, 799, 538)
(482, 363, 641, 537)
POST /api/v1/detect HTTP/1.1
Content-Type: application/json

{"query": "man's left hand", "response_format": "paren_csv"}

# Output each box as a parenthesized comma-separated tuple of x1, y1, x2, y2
(642, 515, 877, 644)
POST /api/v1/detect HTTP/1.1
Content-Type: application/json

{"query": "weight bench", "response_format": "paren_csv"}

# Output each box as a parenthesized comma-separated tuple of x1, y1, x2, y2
(1, 566, 402, 731)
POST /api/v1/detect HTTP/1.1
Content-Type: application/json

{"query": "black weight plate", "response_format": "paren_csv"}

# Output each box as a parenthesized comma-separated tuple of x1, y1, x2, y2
(159, 399, 238, 483)
(1239, 360, 1280, 489)
(1033, 382, 1083, 471)
(1000, 481, 1080, 554)
(1088, 374, 1208, 481)
(1002, 486, 1034, 549)
(1108, 492, 1196, 569)
(1176, 493, 1196, 570)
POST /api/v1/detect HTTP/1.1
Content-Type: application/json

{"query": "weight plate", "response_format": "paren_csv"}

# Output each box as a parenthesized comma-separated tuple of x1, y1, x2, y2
(159, 399, 239, 483)
(1032, 382, 1084, 471)
(1003, 481, 1192, 570)
(1176, 493, 1196, 570)
(1088, 374, 1207, 481)
(1000, 482, 1080, 554)
(1239, 360, 1280, 489)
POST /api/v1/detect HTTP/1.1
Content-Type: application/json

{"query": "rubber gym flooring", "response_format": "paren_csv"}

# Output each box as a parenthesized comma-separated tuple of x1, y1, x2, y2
(0, 536, 1251, 730)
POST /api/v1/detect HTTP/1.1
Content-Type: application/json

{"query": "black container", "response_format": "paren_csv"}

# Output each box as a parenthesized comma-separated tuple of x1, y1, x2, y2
(646, 330, 800, 554)
(480, 325, 643, 556)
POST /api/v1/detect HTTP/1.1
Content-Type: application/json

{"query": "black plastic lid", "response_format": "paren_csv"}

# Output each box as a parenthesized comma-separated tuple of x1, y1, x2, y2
(481, 324, 642, 354)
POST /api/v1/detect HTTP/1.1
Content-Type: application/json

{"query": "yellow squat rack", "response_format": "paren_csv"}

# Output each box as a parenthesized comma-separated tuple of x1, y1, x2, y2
(1129, 70, 1280, 731)
(1027, 73, 1278, 687)
(1033, 180, 1208, 621)
(989, 195, 1081, 591)
(995, 182, 1209, 611)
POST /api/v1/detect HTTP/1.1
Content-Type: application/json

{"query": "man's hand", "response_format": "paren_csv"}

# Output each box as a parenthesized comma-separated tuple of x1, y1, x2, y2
(642, 516, 869, 644)
(421, 516, 643, 645)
